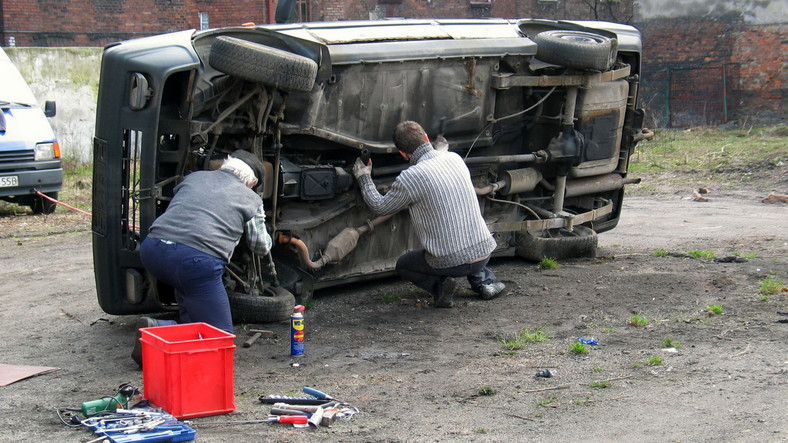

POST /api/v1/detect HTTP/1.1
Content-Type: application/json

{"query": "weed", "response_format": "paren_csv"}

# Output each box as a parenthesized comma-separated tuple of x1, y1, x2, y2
(536, 395, 557, 407)
(476, 386, 497, 396)
(304, 301, 317, 310)
(661, 336, 682, 348)
(761, 296, 770, 302)
(589, 380, 610, 388)
(475, 428, 487, 434)
(686, 250, 715, 259)
(628, 313, 649, 327)
(381, 293, 401, 304)
(569, 341, 589, 355)
(593, 367, 603, 373)
(498, 326, 549, 351)
(631, 362, 641, 368)
(653, 249, 668, 257)
(758, 276, 784, 295)
(647, 356, 664, 366)
(538, 258, 559, 270)
(603, 328, 614, 333)
(706, 304, 723, 315)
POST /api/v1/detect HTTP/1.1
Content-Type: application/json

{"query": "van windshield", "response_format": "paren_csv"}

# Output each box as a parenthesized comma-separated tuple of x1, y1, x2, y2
(0, 60, 39, 107)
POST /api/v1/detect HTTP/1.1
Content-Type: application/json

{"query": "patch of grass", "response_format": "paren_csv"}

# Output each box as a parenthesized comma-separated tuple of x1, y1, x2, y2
(761, 296, 770, 302)
(568, 341, 589, 355)
(647, 356, 664, 366)
(631, 362, 641, 368)
(593, 366, 603, 373)
(628, 313, 649, 327)
(304, 301, 317, 310)
(661, 336, 682, 348)
(706, 304, 723, 315)
(653, 249, 668, 257)
(536, 395, 557, 407)
(574, 396, 591, 406)
(476, 386, 497, 396)
(474, 428, 487, 434)
(537, 257, 559, 270)
(758, 276, 784, 295)
(630, 127, 787, 175)
(498, 326, 549, 351)
(603, 328, 614, 333)
(589, 380, 611, 388)
(686, 250, 715, 259)
(381, 293, 401, 304)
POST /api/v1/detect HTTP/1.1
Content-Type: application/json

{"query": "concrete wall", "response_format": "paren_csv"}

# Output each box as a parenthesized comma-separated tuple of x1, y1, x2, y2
(636, 0, 788, 24)
(4, 48, 101, 162)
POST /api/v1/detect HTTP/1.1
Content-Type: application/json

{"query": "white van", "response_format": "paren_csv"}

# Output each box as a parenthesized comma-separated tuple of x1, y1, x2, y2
(0, 47, 62, 214)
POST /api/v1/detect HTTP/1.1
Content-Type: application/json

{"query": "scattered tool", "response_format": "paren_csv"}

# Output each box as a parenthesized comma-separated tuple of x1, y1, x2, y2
(259, 395, 329, 405)
(80, 383, 141, 417)
(266, 415, 309, 427)
(303, 386, 335, 401)
(243, 329, 274, 348)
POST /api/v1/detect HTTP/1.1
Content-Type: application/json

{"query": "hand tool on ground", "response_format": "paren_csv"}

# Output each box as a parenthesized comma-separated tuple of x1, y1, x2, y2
(303, 386, 336, 401)
(80, 383, 140, 417)
(266, 415, 309, 425)
(259, 395, 330, 405)
(243, 329, 274, 348)
(270, 407, 309, 416)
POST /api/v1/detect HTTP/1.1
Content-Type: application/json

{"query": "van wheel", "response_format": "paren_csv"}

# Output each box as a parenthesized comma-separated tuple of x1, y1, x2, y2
(228, 286, 295, 323)
(30, 192, 58, 215)
(209, 36, 318, 92)
(515, 225, 598, 262)
(533, 30, 617, 71)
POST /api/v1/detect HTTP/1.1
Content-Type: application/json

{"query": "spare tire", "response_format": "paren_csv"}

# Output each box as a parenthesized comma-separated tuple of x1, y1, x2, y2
(209, 36, 318, 92)
(533, 30, 617, 71)
(515, 225, 598, 262)
(228, 286, 295, 324)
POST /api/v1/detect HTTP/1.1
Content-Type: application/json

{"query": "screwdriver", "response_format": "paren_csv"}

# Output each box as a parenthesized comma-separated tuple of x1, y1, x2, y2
(303, 386, 335, 401)
(266, 415, 308, 425)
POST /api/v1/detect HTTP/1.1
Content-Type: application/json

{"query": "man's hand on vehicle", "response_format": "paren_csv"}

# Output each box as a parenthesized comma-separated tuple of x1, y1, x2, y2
(353, 157, 372, 179)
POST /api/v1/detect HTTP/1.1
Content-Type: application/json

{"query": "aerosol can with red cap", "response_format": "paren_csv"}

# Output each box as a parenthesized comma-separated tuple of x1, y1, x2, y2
(291, 305, 305, 356)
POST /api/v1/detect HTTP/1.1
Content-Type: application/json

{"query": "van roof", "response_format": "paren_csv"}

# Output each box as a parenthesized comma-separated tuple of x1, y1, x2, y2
(0, 48, 39, 106)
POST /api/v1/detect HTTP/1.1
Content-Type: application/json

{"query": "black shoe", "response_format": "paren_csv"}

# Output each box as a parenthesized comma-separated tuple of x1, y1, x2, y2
(477, 281, 506, 300)
(434, 278, 457, 308)
(131, 317, 159, 368)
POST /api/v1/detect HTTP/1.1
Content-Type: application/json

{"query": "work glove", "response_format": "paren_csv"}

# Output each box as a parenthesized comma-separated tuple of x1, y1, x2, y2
(434, 134, 449, 151)
(352, 157, 372, 179)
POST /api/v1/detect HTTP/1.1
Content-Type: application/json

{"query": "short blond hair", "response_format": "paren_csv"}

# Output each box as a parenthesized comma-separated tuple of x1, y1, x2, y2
(220, 156, 256, 187)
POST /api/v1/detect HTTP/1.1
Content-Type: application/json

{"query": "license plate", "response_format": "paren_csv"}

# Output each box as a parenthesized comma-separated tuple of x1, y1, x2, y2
(0, 176, 19, 187)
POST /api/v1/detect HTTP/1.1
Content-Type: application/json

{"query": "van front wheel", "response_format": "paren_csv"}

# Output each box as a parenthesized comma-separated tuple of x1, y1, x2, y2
(30, 192, 58, 214)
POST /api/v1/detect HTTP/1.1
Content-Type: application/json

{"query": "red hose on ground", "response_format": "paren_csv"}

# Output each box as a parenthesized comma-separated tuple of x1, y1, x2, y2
(34, 190, 92, 216)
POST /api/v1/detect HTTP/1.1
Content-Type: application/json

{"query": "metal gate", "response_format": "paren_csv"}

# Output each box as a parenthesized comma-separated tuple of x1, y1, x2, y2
(668, 66, 728, 127)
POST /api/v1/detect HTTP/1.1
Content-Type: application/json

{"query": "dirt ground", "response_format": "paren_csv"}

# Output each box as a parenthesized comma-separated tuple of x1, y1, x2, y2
(0, 168, 786, 442)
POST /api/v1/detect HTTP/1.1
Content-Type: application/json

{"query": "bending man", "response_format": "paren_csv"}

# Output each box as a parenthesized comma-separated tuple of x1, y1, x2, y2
(353, 121, 505, 308)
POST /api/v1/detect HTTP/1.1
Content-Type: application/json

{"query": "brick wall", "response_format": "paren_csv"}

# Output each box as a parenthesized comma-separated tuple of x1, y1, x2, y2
(637, 14, 786, 126)
(1, 0, 271, 47)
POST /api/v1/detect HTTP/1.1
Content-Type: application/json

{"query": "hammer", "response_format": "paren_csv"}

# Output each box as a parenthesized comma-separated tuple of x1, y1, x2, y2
(243, 329, 274, 348)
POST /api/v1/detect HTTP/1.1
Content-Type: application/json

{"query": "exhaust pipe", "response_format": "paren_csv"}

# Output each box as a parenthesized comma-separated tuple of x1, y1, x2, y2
(278, 214, 396, 270)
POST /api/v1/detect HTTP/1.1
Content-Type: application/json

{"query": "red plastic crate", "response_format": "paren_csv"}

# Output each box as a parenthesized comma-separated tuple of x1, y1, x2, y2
(140, 322, 236, 419)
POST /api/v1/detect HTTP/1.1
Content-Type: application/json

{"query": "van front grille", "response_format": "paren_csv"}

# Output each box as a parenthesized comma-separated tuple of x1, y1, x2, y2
(0, 149, 34, 164)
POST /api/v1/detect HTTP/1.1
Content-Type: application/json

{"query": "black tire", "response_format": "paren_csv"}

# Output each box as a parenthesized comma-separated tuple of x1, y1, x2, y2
(30, 192, 58, 214)
(228, 286, 295, 324)
(533, 30, 617, 71)
(515, 225, 598, 262)
(209, 36, 318, 92)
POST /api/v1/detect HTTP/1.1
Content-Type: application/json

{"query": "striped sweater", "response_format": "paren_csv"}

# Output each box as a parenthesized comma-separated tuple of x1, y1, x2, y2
(357, 142, 496, 268)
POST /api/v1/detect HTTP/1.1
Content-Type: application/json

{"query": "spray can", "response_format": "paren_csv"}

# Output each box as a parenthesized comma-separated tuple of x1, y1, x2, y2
(291, 305, 305, 356)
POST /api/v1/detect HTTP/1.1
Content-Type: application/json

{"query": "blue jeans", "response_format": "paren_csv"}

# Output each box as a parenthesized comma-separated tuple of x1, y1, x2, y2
(139, 237, 233, 333)
(395, 249, 496, 297)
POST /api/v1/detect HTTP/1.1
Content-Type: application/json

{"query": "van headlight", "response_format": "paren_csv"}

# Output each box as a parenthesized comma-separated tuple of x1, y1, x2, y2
(34, 142, 60, 160)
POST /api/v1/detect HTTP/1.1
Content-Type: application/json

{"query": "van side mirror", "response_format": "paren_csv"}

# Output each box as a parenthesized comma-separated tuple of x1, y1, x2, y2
(44, 101, 56, 118)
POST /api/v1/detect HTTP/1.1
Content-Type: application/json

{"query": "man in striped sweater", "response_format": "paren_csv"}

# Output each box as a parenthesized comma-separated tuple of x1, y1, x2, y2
(353, 121, 506, 308)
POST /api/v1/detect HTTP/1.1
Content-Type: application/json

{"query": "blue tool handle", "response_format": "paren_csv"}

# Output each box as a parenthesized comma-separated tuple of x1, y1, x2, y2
(303, 386, 332, 400)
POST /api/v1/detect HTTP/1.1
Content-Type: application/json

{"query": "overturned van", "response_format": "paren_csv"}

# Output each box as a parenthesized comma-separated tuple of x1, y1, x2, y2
(92, 18, 652, 322)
